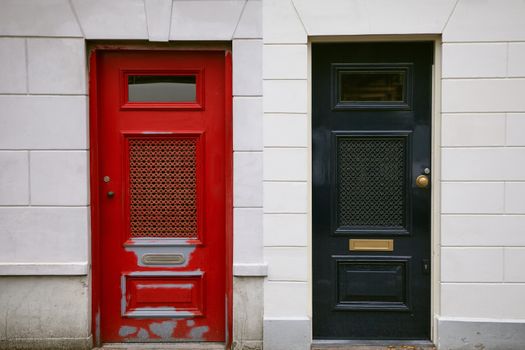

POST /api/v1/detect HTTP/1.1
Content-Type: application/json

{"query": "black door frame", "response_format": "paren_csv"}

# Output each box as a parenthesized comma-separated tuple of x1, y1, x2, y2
(308, 36, 440, 342)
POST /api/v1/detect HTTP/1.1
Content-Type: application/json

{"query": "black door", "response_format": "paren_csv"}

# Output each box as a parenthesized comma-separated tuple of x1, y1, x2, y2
(312, 42, 433, 340)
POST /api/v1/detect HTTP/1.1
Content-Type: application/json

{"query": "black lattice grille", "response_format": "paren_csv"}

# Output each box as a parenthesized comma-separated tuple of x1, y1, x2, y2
(337, 137, 406, 228)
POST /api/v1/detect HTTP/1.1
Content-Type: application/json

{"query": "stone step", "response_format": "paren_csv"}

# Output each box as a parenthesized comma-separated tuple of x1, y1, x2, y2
(311, 342, 436, 350)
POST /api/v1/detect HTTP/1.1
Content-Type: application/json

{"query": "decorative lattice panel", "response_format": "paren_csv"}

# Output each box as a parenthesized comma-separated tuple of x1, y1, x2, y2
(128, 137, 198, 238)
(337, 137, 406, 228)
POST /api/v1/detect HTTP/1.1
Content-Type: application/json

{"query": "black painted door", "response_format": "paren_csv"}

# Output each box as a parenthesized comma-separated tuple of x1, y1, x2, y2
(312, 42, 433, 340)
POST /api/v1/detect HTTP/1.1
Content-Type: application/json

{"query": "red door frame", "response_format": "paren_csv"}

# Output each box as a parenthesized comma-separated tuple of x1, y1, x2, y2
(88, 44, 233, 348)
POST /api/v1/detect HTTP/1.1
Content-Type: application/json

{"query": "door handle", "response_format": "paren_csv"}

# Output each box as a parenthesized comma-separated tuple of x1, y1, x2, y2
(107, 191, 115, 198)
(415, 175, 429, 189)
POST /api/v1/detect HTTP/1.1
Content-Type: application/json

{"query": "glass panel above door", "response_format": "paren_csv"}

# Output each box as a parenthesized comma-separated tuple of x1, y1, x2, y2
(128, 75, 197, 103)
(339, 71, 405, 102)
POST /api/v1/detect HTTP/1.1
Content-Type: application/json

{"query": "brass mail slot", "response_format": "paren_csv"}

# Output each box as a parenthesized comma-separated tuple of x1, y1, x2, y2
(142, 254, 185, 265)
(349, 239, 394, 252)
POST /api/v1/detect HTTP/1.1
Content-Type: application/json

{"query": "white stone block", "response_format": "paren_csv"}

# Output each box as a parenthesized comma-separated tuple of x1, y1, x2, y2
(233, 39, 263, 96)
(234, 208, 263, 263)
(0, 38, 26, 93)
(294, 0, 456, 36)
(234, 152, 263, 207)
(264, 80, 308, 113)
(170, 1, 245, 40)
(264, 214, 308, 247)
(0, 152, 29, 205)
(265, 247, 308, 281)
(0, 96, 87, 150)
(234, 0, 262, 39)
(0, 207, 88, 263)
(442, 79, 525, 113)
(442, 43, 507, 78)
(0, 0, 82, 37)
(441, 114, 505, 147)
(442, 215, 525, 247)
(507, 114, 525, 146)
(264, 281, 308, 317)
(71, 0, 148, 39)
(263, 0, 306, 44)
(441, 148, 505, 181)
(145, 0, 172, 42)
(441, 284, 525, 319)
(443, 0, 525, 42)
(27, 38, 86, 94)
(441, 248, 503, 283)
(509, 43, 525, 77)
(234, 97, 263, 151)
(505, 183, 525, 214)
(505, 148, 525, 180)
(504, 248, 525, 282)
(264, 148, 308, 181)
(441, 182, 504, 214)
(264, 182, 307, 213)
(30, 151, 88, 206)
(233, 277, 263, 342)
(263, 45, 307, 79)
(264, 114, 308, 147)
(0, 276, 89, 338)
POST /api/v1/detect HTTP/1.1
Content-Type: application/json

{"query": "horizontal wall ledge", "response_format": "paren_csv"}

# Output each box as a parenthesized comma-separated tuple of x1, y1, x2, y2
(233, 263, 268, 277)
(0, 262, 88, 276)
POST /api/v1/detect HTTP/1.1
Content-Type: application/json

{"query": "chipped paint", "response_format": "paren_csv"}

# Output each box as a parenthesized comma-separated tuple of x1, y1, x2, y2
(186, 319, 195, 327)
(137, 328, 150, 340)
(95, 309, 101, 346)
(127, 270, 203, 276)
(118, 325, 137, 337)
(136, 283, 193, 290)
(125, 245, 196, 268)
(149, 320, 177, 339)
(189, 325, 209, 340)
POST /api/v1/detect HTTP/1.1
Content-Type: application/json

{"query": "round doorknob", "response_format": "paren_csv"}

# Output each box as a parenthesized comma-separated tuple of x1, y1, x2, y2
(107, 191, 115, 198)
(415, 175, 430, 189)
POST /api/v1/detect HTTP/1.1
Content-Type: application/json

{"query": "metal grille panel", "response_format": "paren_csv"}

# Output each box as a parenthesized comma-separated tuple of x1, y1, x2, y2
(128, 137, 198, 238)
(337, 137, 406, 228)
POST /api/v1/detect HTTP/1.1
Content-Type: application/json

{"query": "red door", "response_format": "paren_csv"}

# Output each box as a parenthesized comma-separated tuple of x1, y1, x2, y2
(94, 50, 230, 343)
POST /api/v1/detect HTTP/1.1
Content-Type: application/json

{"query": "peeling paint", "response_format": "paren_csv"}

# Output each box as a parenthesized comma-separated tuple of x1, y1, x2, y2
(95, 310, 101, 346)
(137, 328, 149, 340)
(189, 325, 209, 340)
(119, 325, 137, 337)
(127, 270, 203, 276)
(149, 320, 177, 339)
(186, 319, 195, 327)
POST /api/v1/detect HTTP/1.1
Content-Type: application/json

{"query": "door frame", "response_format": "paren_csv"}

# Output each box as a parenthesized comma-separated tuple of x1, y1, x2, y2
(308, 35, 442, 343)
(88, 43, 233, 347)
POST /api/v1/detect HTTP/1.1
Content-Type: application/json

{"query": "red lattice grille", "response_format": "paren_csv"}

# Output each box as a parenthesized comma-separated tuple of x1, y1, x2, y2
(128, 137, 198, 238)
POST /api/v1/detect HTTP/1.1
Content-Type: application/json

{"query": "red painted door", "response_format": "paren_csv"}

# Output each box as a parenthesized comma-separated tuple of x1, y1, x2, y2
(96, 50, 230, 343)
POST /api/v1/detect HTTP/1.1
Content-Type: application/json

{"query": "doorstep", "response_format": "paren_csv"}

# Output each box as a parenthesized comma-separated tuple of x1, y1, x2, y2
(96, 343, 225, 350)
(311, 340, 436, 350)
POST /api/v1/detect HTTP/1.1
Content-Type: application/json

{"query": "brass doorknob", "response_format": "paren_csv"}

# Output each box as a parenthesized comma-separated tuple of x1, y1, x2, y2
(415, 175, 429, 189)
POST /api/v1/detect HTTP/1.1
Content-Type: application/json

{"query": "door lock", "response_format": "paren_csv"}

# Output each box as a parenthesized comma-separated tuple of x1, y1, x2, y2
(107, 191, 115, 198)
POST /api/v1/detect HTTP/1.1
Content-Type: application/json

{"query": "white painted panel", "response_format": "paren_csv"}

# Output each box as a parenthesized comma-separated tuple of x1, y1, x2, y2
(442, 43, 507, 78)
(441, 114, 505, 147)
(264, 114, 308, 147)
(264, 148, 308, 181)
(233, 39, 263, 96)
(27, 39, 86, 94)
(234, 0, 262, 39)
(0, 96, 87, 150)
(234, 97, 263, 151)
(263, 80, 308, 113)
(0, 0, 82, 37)
(293, 0, 456, 35)
(504, 248, 525, 282)
(508, 43, 525, 77)
(441, 248, 503, 282)
(30, 151, 88, 206)
(264, 281, 308, 317)
(234, 152, 263, 207)
(443, 0, 525, 42)
(441, 148, 505, 181)
(0, 152, 29, 205)
(442, 215, 525, 246)
(505, 182, 525, 214)
(441, 284, 525, 319)
(0, 38, 26, 93)
(145, 0, 172, 42)
(264, 214, 308, 247)
(170, 1, 244, 40)
(263, 0, 306, 44)
(264, 247, 308, 281)
(263, 45, 307, 79)
(0, 207, 88, 263)
(264, 182, 307, 213)
(442, 79, 525, 113)
(72, 0, 148, 39)
(507, 114, 525, 146)
(441, 182, 504, 214)
(234, 208, 263, 263)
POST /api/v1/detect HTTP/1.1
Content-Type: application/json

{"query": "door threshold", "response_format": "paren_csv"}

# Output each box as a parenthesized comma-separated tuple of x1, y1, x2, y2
(311, 340, 435, 350)
(97, 343, 225, 350)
